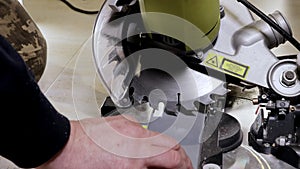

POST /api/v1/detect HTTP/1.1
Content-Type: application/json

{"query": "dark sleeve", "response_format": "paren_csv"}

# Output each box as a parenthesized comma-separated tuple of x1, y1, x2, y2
(0, 35, 71, 168)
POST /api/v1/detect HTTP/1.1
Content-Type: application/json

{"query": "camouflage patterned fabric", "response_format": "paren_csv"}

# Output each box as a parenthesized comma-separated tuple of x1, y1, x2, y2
(0, 0, 47, 82)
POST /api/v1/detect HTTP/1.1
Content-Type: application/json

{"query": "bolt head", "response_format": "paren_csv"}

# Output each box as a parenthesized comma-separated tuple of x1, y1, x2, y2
(282, 70, 297, 86)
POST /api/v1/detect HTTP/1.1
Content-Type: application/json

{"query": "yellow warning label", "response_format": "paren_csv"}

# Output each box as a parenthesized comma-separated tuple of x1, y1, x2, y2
(204, 52, 249, 80)
(205, 53, 223, 68)
(221, 59, 248, 78)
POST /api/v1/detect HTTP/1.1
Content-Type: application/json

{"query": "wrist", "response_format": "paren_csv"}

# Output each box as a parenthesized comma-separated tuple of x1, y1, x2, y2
(37, 121, 76, 169)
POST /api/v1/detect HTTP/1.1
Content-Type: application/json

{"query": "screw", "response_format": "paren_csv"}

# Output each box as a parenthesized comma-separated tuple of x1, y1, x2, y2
(264, 143, 270, 147)
(290, 106, 296, 112)
(261, 94, 267, 99)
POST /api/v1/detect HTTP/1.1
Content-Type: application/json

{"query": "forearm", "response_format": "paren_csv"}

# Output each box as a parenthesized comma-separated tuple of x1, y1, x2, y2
(0, 35, 70, 168)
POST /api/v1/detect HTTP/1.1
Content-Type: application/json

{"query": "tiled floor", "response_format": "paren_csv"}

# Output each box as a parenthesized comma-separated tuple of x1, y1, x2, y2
(25, 0, 106, 119)
(1, 0, 300, 168)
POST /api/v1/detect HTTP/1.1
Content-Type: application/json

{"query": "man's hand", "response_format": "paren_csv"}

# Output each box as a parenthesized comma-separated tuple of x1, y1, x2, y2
(37, 115, 193, 169)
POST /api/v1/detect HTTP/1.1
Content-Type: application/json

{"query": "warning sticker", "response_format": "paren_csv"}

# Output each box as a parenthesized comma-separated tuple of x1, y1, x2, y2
(221, 59, 248, 78)
(204, 52, 249, 80)
(206, 55, 219, 67)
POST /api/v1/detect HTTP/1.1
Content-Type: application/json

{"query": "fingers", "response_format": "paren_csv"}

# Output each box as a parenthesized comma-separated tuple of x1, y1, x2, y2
(177, 146, 193, 169)
(145, 149, 181, 168)
(103, 115, 184, 158)
(80, 116, 193, 169)
(146, 130, 180, 148)
(144, 145, 193, 169)
(142, 126, 193, 169)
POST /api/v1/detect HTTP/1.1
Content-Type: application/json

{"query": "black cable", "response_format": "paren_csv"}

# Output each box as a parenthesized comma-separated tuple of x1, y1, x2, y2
(237, 0, 300, 51)
(60, 0, 99, 15)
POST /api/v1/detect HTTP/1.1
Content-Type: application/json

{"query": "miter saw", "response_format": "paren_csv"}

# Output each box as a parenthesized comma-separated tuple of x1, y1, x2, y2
(92, 0, 300, 168)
